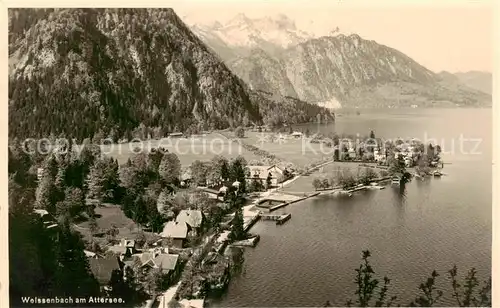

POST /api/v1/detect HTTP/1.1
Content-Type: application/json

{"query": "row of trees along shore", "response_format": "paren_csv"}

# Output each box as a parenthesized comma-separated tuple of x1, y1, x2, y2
(313, 167, 382, 191)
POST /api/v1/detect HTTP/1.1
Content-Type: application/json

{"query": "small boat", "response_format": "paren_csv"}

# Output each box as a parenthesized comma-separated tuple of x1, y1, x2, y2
(367, 185, 385, 190)
(433, 170, 443, 177)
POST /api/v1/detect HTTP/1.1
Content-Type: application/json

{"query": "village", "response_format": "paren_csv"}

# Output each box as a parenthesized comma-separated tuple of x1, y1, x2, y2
(26, 126, 444, 308)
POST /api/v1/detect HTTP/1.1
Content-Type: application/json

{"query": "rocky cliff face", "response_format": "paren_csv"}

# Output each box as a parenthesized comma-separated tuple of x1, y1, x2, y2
(228, 48, 298, 98)
(9, 9, 333, 141)
(188, 13, 314, 60)
(187, 15, 491, 108)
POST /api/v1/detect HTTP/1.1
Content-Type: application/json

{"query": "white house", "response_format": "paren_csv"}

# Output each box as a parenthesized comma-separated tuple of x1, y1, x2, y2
(374, 150, 386, 162)
(247, 165, 285, 186)
(161, 221, 188, 248)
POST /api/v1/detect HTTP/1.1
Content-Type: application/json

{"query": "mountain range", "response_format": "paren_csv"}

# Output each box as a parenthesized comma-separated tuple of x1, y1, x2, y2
(8, 9, 333, 141)
(188, 13, 315, 60)
(453, 71, 492, 95)
(186, 13, 492, 109)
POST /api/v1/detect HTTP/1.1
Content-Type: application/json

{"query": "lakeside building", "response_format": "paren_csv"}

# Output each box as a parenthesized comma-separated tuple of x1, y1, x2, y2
(291, 131, 303, 138)
(246, 165, 285, 186)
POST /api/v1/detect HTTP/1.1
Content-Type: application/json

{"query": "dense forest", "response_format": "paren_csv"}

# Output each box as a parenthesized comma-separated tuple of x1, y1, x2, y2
(252, 90, 335, 127)
(8, 8, 334, 142)
(9, 143, 103, 306)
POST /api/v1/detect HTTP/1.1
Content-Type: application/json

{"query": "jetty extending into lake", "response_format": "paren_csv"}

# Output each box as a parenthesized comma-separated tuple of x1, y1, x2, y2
(253, 192, 321, 212)
(260, 213, 292, 225)
(230, 235, 261, 247)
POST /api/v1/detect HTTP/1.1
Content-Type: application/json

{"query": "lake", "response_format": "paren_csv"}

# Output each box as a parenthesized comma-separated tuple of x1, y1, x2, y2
(212, 108, 492, 307)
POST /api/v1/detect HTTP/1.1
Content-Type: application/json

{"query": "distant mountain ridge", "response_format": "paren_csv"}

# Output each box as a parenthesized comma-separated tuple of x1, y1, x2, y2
(186, 13, 491, 108)
(8, 9, 334, 141)
(453, 71, 492, 95)
(188, 13, 316, 59)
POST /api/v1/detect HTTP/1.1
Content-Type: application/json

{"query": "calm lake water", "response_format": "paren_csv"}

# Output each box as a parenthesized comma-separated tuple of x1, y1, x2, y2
(212, 108, 492, 307)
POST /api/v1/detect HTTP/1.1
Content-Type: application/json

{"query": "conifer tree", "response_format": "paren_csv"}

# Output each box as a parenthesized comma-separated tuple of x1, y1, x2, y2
(229, 207, 245, 242)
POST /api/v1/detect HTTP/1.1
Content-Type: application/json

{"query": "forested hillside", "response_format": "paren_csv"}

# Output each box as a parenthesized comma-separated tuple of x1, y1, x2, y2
(9, 8, 333, 141)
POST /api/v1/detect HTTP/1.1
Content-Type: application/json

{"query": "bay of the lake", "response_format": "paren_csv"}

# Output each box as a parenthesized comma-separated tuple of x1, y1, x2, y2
(212, 108, 492, 307)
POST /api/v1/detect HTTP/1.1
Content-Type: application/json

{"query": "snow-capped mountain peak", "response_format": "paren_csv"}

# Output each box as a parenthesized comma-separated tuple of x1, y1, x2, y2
(186, 13, 314, 52)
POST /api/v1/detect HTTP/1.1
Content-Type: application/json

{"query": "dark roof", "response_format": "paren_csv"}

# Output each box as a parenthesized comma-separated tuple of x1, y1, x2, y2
(89, 257, 121, 285)
(140, 251, 179, 272)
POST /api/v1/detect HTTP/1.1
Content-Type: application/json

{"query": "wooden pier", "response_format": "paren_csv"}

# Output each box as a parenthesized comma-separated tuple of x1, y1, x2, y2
(243, 214, 261, 232)
(260, 213, 292, 225)
(257, 192, 321, 212)
(230, 235, 260, 247)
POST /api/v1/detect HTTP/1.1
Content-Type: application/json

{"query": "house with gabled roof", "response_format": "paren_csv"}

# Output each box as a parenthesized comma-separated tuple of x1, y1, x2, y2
(247, 165, 285, 186)
(198, 187, 227, 201)
(179, 299, 205, 308)
(33, 209, 59, 238)
(107, 238, 137, 259)
(161, 221, 188, 248)
(140, 248, 179, 272)
(88, 255, 122, 291)
(175, 210, 204, 235)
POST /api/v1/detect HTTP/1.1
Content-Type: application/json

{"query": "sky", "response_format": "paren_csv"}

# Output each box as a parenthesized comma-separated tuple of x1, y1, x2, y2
(169, 0, 494, 73)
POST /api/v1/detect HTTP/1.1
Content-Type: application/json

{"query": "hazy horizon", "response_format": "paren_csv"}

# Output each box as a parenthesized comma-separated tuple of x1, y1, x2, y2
(172, 1, 493, 74)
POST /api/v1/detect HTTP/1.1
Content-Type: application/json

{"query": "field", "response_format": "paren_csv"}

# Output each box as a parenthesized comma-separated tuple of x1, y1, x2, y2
(102, 133, 261, 166)
(75, 204, 159, 248)
(243, 131, 334, 167)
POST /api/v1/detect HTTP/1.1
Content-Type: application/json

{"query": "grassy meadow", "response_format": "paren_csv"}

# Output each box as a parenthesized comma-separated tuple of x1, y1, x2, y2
(101, 133, 261, 166)
(243, 131, 335, 167)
